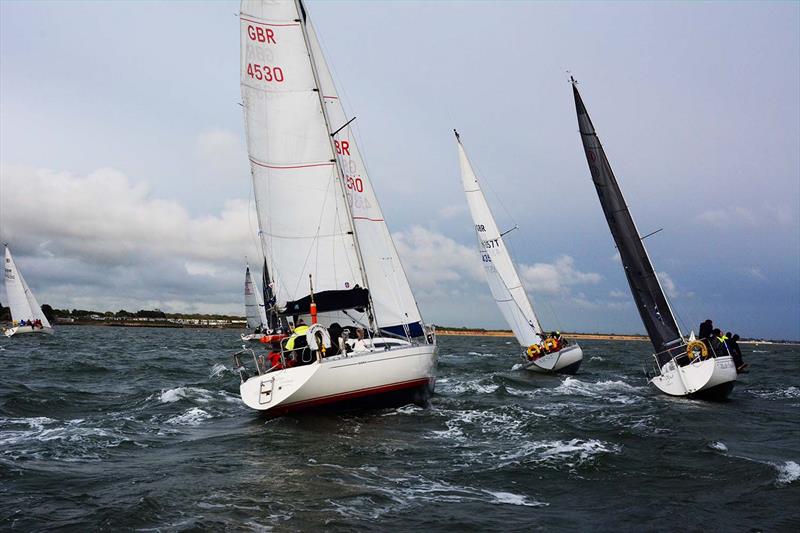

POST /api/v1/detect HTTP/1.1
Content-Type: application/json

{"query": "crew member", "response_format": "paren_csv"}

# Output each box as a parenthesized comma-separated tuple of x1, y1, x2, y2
(352, 327, 371, 352)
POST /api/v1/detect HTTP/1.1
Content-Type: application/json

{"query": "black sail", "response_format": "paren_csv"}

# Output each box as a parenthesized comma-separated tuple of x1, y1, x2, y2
(572, 83, 683, 363)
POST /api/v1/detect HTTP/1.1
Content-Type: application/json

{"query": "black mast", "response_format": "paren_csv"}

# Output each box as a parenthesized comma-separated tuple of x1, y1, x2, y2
(262, 257, 280, 331)
(572, 80, 683, 363)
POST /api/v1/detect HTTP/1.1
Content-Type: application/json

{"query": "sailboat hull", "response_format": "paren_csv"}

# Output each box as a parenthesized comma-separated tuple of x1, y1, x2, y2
(239, 343, 437, 415)
(521, 343, 583, 375)
(3, 325, 55, 338)
(650, 355, 737, 400)
(241, 333, 268, 342)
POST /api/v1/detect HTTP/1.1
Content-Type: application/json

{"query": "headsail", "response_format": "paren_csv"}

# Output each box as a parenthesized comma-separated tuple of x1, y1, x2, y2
(244, 265, 268, 330)
(3, 245, 51, 327)
(456, 133, 542, 347)
(571, 81, 682, 357)
(240, 0, 423, 336)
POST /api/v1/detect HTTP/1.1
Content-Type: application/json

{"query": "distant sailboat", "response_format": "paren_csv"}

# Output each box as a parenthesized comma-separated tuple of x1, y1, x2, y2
(241, 264, 270, 342)
(233, 0, 436, 414)
(571, 79, 736, 399)
(455, 132, 583, 374)
(3, 244, 54, 337)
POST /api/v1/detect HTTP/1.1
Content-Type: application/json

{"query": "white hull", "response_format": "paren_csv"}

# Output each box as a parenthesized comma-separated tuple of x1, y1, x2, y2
(239, 342, 436, 414)
(521, 343, 583, 375)
(3, 325, 55, 338)
(650, 355, 737, 399)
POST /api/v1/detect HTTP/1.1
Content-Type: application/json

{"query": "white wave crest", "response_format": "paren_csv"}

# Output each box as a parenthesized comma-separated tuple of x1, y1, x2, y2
(709, 441, 728, 452)
(498, 438, 621, 469)
(553, 377, 643, 404)
(775, 460, 800, 485)
(166, 407, 211, 426)
(438, 378, 499, 395)
(157, 386, 214, 404)
(486, 490, 545, 507)
(750, 386, 800, 400)
(209, 363, 228, 378)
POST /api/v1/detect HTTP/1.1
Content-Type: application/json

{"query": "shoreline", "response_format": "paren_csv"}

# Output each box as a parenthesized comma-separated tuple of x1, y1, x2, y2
(435, 329, 648, 341)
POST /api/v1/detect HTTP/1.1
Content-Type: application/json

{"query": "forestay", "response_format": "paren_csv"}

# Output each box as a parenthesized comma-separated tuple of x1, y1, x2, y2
(572, 82, 683, 359)
(244, 266, 268, 330)
(4, 246, 51, 327)
(456, 136, 542, 347)
(240, 0, 422, 336)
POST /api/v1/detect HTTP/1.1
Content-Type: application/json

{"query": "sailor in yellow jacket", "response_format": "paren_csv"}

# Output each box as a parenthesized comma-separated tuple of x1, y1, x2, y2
(286, 321, 309, 351)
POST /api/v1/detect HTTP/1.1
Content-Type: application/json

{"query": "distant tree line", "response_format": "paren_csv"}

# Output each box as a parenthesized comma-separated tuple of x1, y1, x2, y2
(0, 303, 244, 323)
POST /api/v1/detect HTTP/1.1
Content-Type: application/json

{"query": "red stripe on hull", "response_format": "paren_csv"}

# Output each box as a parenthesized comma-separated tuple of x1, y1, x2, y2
(269, 377, 433, 416)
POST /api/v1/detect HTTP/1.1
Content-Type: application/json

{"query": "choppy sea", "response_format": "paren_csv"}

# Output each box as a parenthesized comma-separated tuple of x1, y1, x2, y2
(1, 326, 798, 531)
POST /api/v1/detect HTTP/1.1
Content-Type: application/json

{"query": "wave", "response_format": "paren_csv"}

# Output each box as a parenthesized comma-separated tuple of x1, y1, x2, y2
(499, 438, 622, 468)
(775, 460, 800, 485)
(156, 386, 215, 404)
(749, 386, 800, 400)
(437, 377, 499, 396)
(166, 407, 212, 426)
(708, 441, 728, 452)
(209, 363, 229, 379)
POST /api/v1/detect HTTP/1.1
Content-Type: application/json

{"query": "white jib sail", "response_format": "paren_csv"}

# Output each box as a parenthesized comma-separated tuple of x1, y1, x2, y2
(244, 266, 268, 330)
(4, 246, 51, 327)
(304, 21, 423, 333)
(241, 0, 365, 309)
(456, 138, 542, 347)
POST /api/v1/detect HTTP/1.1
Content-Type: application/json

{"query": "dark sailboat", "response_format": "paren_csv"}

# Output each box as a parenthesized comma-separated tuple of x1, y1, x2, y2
(571, 79, 736, 400)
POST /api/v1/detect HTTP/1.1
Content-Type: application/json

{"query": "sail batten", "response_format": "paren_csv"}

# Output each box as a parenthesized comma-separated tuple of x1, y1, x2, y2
(457, 135, 542, 347)
(572, 82, 683, 356)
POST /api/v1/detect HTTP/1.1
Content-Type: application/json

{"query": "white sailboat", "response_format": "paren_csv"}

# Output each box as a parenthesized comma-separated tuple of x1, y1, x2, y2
(3, 244, 54, 337)
(233, 0, 436, 414)
(241, 264, 270, 342)
(571, 79, 736, 399)
(455, 132, 583, 375)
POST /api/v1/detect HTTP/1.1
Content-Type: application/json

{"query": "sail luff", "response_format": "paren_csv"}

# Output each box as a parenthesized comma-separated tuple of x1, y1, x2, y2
(572, 82, 683, 354)
(456, 134, 543, 347)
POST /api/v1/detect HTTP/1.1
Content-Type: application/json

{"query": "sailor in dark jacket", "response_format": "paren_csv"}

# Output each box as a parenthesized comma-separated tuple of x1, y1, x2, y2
(698, 319, 713, 340)
(728, 334, 747, 372)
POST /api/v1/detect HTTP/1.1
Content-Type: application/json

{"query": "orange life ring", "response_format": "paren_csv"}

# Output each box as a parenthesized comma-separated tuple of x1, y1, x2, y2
(526, 344, 542, 360)
(686, 340, 708, 360)
(543, 337, 559, 352)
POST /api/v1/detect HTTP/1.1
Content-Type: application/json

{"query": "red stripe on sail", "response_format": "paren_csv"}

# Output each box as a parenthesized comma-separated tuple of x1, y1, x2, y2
(249, 158, 334, 170)
(240, 17, 300, 27)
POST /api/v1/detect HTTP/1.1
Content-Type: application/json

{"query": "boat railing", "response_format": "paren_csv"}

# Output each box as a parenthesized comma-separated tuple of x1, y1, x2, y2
(646, 341, 729, 379)
(232, 346, 261, 383)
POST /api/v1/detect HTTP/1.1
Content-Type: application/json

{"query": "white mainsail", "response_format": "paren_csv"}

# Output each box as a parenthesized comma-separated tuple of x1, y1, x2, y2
(4, 245, 51, 328)
(456, 135, 542, 347)
(240, 0, 422, 335)
(244, 265, 268, 330)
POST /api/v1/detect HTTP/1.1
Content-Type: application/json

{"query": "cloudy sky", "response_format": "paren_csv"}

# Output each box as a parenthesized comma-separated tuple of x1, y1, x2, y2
(1, 1, 798, 340)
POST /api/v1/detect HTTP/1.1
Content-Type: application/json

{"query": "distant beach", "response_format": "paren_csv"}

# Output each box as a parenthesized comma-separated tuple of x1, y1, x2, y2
(435, 328, 648, 341)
